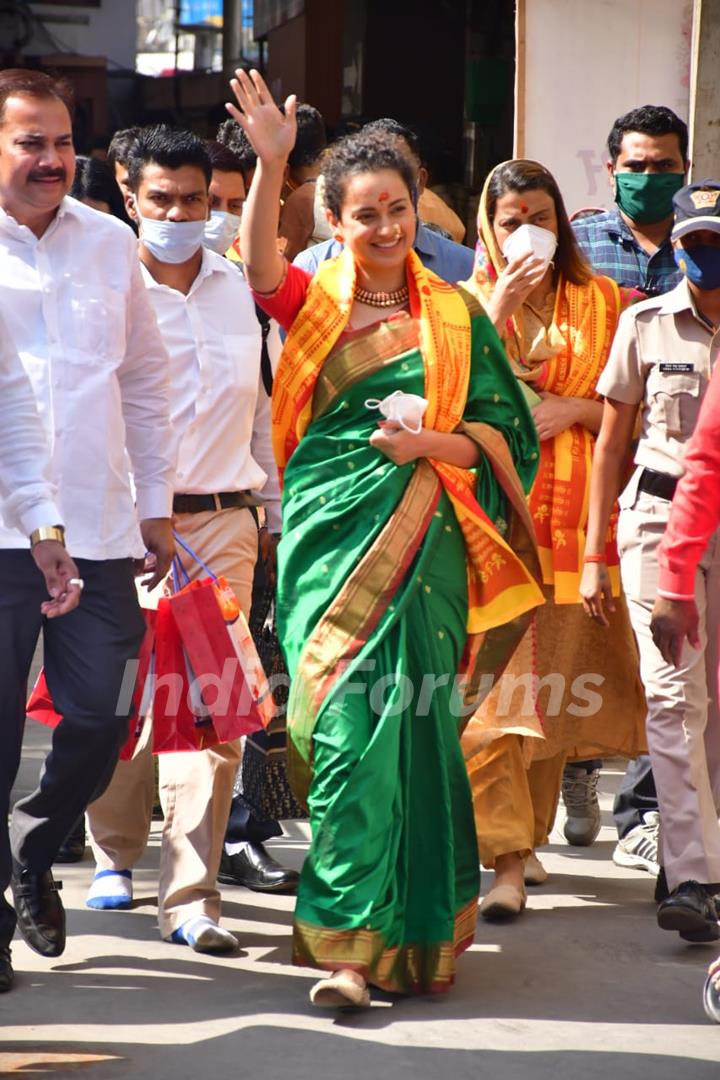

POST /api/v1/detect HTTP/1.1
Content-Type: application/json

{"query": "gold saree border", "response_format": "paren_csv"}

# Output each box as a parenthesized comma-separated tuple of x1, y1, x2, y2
(293, 896, 478, 995)
(287, 460, 442, 805)
(312, 313, 421, 420)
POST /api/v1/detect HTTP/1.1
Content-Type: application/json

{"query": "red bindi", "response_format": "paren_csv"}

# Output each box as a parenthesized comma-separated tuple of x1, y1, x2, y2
(378, 191, 390, 202)
(520, 201, 529, 213)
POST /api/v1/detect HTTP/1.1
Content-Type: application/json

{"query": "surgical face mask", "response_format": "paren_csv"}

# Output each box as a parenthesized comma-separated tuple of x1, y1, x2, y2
(502, 223, 558, 272)
(203, 209, 242, 255)
(614, 172, 685, 225)
(674, 243, 720, 291)
(365, 390, 428, 434)
(138, 214, 206, 264)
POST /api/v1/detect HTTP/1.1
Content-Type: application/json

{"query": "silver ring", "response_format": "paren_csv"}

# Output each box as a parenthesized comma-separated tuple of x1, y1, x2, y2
(68, 577, 85, 590)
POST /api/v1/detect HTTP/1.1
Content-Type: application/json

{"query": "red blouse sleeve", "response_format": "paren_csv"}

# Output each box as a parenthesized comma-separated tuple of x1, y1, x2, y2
(252, 263, 312, 331)
(658, 363, 720, 599)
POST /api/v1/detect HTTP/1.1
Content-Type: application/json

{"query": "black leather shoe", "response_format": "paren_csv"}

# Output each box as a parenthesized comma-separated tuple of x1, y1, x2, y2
(218, 843, 299, 893)
(55, 817, 86, 864)
(655, 866, 669, 903)
(11, 864, 66, 957)
(0, 944, 13, 993)
(657, 880, 720, 942)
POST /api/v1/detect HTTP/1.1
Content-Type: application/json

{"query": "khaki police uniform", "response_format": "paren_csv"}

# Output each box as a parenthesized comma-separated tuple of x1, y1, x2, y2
(597, 277, 720, 892)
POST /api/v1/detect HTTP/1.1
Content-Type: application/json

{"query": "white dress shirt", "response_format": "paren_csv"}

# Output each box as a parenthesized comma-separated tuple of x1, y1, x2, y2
(141, 249, 281, 531)
(0, 312, 62, 535)
(0, 197, 175, 558)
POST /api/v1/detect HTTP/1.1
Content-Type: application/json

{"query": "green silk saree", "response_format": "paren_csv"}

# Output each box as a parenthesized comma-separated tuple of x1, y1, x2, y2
(276, 301, 538, 993)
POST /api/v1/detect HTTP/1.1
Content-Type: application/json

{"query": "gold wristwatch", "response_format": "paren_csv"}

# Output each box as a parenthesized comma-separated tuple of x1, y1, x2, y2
(29, 525, 66, 548)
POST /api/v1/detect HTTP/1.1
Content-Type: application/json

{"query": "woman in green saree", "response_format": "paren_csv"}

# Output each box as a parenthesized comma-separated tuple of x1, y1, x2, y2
(227, 70, 543, 1007)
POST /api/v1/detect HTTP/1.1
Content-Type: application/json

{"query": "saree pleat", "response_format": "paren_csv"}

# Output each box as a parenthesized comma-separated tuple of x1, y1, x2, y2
(294, 500, 478, 992)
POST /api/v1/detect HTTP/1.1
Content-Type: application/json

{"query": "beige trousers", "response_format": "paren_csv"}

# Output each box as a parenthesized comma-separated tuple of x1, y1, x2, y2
(86, 507, 258, 936)
(467, 734, 567, 869)
(618, 491, 720, 891)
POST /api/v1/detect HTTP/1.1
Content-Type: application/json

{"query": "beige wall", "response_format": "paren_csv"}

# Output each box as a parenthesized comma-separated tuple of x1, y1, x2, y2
(516, 0, 693, 214)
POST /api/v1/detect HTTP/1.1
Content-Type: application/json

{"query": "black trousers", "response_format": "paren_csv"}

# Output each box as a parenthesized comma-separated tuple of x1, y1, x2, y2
(612, 754, 658, 839)
(224, 531, 280, 847)
(0, 552, 144, 946)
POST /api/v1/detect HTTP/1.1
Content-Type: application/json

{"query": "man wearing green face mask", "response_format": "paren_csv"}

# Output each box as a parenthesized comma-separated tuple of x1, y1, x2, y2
(573, 104, 688, 298)
(564, 105, 689, 870)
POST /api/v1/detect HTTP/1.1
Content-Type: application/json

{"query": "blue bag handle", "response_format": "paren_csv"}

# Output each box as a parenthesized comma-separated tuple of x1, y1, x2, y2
(172, 530, 218, 582)
(171, 554, 191, 594)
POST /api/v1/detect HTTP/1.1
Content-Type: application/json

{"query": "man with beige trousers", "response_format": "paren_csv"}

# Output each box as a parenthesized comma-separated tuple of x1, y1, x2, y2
(581, 181, 720, 944)
(85, 125, 280, 953)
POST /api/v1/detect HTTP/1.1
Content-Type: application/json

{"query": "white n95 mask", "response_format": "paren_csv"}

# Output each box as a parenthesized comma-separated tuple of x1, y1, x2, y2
(502, 223, 558, 272)
(365, 390, 428, 435)
(203, 209, 243, 254)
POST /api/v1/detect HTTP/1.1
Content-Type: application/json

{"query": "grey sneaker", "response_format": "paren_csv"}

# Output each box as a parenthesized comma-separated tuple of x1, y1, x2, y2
(561, 765, 601, 846)
(613, 811, 660, 874)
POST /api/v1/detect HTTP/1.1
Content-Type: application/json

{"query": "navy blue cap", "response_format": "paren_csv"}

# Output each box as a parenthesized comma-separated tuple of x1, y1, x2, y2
(671, 180, 720, 240)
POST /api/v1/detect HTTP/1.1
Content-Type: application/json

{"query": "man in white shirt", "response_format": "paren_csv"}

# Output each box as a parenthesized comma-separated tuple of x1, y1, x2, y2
(0, 316, 78, 607)
(0, 69, 175, 970)
(0, 316, 82, 992)
(203, 137, 299, 895)
(85, 125, 281, 953)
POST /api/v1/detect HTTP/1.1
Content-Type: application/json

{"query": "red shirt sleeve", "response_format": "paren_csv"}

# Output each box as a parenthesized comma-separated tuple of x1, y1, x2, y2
(252, 263, 311, 332)
(658, 362, 720, 599)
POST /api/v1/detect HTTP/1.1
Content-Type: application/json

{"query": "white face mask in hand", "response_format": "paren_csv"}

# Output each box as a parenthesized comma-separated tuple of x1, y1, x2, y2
(139, 215, 207, 264)
(365, 390, 429, 434)
(502, 223, 558, 273)
(203, 209, 243, 254)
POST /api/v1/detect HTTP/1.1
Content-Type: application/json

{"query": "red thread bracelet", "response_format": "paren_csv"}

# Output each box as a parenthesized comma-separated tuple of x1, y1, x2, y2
(583, 554, 607, 564)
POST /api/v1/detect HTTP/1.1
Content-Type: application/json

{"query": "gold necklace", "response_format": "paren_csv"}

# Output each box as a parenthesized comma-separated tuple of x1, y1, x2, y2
(353, 283, 409, 308)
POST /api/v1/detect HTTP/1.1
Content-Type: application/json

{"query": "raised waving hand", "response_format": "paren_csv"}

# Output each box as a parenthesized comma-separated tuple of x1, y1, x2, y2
(225, 68, 297, 292)
(226, 68, 297, 165)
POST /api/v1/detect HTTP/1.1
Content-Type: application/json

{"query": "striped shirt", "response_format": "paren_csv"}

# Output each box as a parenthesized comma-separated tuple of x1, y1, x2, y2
(572, 209, 681, 297)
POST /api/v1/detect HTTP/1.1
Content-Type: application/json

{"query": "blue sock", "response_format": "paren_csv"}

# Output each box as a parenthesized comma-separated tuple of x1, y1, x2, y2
(86, 869, 133, 910)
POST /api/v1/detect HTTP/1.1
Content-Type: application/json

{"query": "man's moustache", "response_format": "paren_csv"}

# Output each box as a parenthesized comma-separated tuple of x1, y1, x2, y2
(29, 171, 66, 181)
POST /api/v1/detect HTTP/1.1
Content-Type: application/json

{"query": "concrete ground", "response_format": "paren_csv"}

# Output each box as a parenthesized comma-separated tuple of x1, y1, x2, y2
(2, 726, 720, 1079)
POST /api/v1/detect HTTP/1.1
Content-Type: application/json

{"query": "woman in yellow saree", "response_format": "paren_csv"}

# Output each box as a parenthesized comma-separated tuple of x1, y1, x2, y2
(227, 72, 543, 1007)
(462, 159, 646, 920)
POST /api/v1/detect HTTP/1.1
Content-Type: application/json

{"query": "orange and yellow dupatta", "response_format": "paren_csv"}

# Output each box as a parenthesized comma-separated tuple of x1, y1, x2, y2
(468, 161, 628, 603)
(527, 277, 623, 602)
(271, 247, 543, 634)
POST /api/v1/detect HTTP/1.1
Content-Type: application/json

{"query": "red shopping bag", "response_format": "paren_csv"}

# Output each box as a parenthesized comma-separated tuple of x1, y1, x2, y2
(26, 608, 157, 762)
(169, 578, 266, 741)
(152, 593, 221, 753)
(225, 610, 275, 730)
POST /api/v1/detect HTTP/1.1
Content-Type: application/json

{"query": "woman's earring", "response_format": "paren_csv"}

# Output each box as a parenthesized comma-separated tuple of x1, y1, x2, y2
(334, 233, 344, 243)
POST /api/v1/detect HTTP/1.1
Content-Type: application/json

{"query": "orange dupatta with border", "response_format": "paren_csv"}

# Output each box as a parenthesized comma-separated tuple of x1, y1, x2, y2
(271, 246, 544, 635)
(466, 161, 633, 603)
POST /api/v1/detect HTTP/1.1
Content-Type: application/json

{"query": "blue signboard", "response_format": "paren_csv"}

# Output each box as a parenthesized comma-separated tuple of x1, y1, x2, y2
(178, 0, 223, 27)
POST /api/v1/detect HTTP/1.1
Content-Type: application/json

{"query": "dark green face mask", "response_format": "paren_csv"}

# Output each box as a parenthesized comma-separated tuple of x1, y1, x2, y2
(614, 172, 685, 225)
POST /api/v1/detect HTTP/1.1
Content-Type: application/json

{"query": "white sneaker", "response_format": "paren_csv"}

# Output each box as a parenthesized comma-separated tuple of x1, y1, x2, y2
(613, 811, 660, 874)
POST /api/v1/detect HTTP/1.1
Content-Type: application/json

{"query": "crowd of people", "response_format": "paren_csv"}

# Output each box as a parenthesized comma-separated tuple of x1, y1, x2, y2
(1, 62, 719, 1021)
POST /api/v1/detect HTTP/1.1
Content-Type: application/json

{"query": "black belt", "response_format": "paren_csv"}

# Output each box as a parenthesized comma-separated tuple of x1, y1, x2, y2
(173, 491, 256, 514)
(637, 468, 678, 503)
